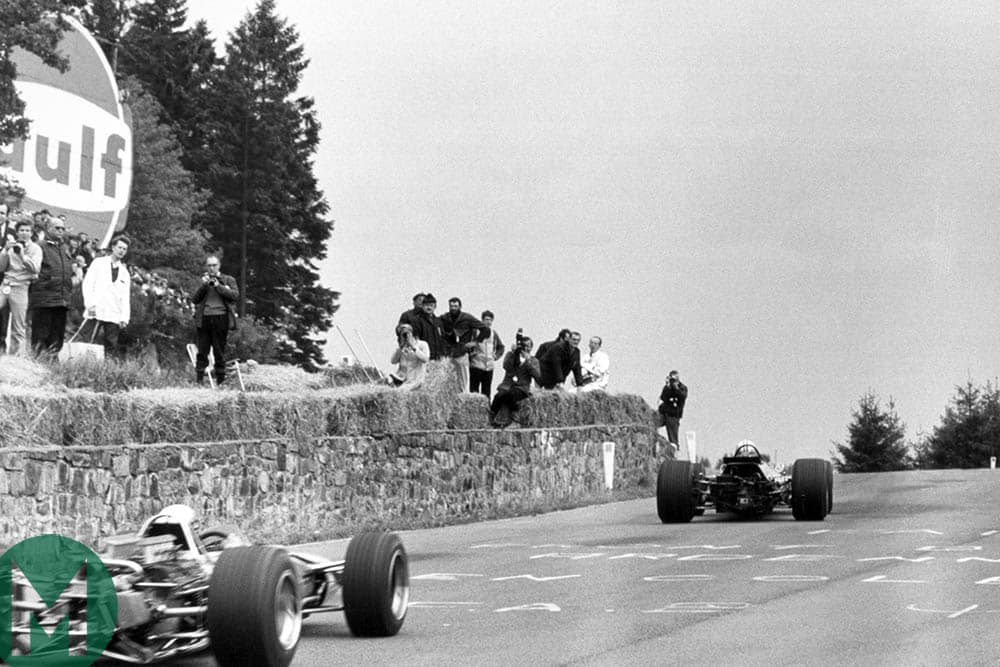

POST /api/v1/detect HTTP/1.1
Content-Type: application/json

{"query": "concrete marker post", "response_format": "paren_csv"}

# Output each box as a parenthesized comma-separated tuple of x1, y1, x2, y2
(685, 431, 697, 463)
(991, 456, 996, 470)
(602, 441, 615, 490)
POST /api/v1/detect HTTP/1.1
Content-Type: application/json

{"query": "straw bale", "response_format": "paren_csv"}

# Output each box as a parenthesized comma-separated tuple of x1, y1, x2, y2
(0, 357, 52, 388)
(0, 387, 67, 447)
(518, 390, 658, 428)
(448, 393, 491, 430)
(239, 363, 329, 393)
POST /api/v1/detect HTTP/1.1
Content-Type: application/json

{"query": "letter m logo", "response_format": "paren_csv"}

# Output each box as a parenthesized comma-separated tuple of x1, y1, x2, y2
(0, 534, 117, 666)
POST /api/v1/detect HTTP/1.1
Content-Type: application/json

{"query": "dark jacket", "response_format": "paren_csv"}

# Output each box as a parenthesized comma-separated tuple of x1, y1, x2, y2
(539, 340, 584, 389)
(498, 349, 542, 392)
(411, 310, 444, 360)
(192, 273, 239, 330)
(439, 310, 484, 358)
(398, 306, 422, 330)
(29, 240, 74, 308)
(659, 381, 688, 418)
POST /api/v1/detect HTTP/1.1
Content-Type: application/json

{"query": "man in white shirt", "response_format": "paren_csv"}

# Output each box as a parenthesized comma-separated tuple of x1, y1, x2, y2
(81, 235, 131, 357)
(578, 336, 610, 392)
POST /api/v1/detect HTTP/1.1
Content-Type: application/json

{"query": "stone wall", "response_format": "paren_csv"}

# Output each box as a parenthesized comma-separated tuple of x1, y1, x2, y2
(0, 424, 669, 547)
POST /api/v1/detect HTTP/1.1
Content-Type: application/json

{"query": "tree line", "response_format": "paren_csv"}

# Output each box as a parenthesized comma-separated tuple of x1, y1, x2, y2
(1, 0, 338, 370)
(833, 381, 1000, 472)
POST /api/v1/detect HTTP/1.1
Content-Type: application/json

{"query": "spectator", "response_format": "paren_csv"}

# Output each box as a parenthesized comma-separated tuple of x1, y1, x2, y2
(411, 292, 444, 360)
(490, 334, 541, 427)
(386, 323, 430, 390)
(577, 335, 610, 392)
(29, 216, 74, 357)
(538, 329, 584, 390)
(658, 370, 688, 446)
(191, 254, 239, 385)
(535, 328, 570, 362)
(0, 218, 42, 355)
(66, 234, 82, 259)
(439, 297, 483, 391)
(397, 292, 424, 330)
(80, 235, 131, 358)
(469, 310, 505, 398)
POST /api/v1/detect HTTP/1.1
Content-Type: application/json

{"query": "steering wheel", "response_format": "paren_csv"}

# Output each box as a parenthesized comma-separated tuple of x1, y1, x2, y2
(199, 529, 231, 552)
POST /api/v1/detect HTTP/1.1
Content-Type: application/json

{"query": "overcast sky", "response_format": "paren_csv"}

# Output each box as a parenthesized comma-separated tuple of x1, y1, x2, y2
(187, 1, 1000, 465)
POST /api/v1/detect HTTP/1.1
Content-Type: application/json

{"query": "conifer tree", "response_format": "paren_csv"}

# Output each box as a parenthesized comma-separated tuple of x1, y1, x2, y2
(918, 381, 1000, 469)
(195, 0, 336, 369)
(833, 392, 911, 472)
(119, 76, 208, 273)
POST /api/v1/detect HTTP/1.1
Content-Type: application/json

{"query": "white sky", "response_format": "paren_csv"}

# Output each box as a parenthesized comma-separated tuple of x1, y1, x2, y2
(186, 1, 1000, 465)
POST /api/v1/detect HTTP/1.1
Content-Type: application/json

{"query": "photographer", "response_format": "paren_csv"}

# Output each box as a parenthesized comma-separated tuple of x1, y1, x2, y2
(191, 255, 239, 385)
(386, 323, 430, 390)
(0, 219, 42, 355)
(658, 370, 688, 446)
(490, 331, 541, 428)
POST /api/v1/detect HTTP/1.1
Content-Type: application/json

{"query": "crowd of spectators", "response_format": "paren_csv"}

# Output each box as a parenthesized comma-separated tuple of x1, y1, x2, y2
(391, 292, 612, 427)
(0, 205, 197, 360)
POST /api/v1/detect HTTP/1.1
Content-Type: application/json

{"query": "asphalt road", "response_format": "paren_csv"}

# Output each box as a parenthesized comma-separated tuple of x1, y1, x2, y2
(173, 468, 1000, 667)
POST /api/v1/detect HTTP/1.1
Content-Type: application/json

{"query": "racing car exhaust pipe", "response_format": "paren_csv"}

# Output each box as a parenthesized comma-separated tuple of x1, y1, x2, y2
(155, 604, 207, 618)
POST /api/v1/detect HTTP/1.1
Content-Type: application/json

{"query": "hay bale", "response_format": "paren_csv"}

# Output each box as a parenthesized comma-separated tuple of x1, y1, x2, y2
(448, 393, 490, 430)
(240, 363, 329, 393)
(518, 390, 658, 428)
(0, 357, 52, 388)
(0, 386, 67, 447)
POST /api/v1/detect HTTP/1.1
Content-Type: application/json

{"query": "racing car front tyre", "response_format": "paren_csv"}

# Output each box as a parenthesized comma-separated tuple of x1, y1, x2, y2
(791, 459, 829, 521)
(207, 545, 302, 667)
(657, 460, 695, 523)
(825, 460, 834, 513)
(342, 531, 410, 637)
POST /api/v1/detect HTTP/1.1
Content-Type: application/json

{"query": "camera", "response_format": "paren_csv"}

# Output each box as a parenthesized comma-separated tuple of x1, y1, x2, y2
(515, 327, 526, 349)
(11, 243, 21, 254)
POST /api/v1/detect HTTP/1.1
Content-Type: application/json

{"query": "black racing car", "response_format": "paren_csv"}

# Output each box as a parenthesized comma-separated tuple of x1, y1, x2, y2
(657, 441, 833, 522)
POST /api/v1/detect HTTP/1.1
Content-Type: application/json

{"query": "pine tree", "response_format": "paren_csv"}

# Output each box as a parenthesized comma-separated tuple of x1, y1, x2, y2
(0, 1, 86, 145)
(919, 381, 1000, 469)
(194, 0, 336, 369)
(119, 76, 208, 273)
(833, 392, 911, 472)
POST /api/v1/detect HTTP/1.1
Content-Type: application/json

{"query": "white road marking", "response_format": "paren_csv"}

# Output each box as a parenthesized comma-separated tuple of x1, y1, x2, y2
(956, 557, 1000, 563)
(856, 556, 935, 563)
(948, 605, 980, 618)
(491, 574, 582, 582)
(807, 530, 831, 535)
(411, 573, 485, 581)
(530, 552, 606, 560)
(862, 575, 927, 584)
(642, 602, 750, 614)
(980, 530, 998, 537)
(667, 545, 741, 550)
(676, 554, 753, 561)
(469, 543, 527, 549)
(607, 553, 678, 560)
(916, 545, 982, 552)
(880, 529, 943, 535)
(975, 576, 1000, 585)
(764, 554, 839, 562)
(531, 544, 577, 549)
(771, 544, 833, 550)
(643, 574, 715, 582)
(753, 575, 829, 582)
(495, 603, 561, 612)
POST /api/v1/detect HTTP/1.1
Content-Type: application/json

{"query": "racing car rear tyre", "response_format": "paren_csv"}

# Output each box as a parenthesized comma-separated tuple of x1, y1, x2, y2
(208, 545, 302, 667)
(343, 531, 410, 637)
(825, 460, 834, 513)
(657, 460, 695, 523)
(791, 459, 829, 521)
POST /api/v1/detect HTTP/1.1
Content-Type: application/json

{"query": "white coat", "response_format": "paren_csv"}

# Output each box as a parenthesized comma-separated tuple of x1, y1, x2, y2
(82, 255, 131, 324)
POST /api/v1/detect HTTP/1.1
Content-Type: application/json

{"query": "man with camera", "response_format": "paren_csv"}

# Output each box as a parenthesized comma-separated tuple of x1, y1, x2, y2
(192, 255, 239, 385)
(0, 218, 42, 355)
(658, 370, 688, 446)
(490, 331, 541, 427)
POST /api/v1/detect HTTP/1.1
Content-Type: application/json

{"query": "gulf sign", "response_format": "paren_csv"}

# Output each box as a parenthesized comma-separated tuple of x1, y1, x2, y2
(0, 16, 131, 245)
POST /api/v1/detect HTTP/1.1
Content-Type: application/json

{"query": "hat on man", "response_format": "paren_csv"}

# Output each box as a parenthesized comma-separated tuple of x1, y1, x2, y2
(422, 293, 437, 304)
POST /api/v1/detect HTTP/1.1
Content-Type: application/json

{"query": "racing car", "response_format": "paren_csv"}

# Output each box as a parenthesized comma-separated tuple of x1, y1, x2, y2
(6, 504, 410, 666)
(657, 441, 833, 522)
